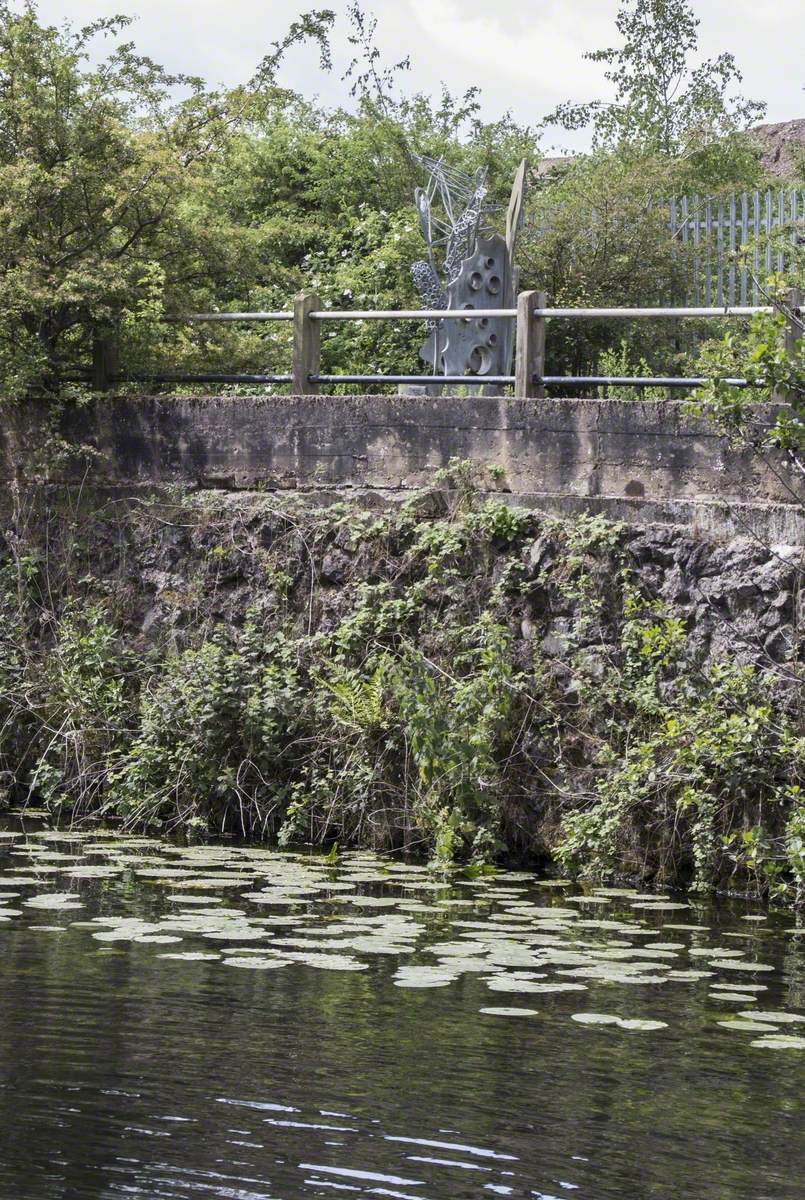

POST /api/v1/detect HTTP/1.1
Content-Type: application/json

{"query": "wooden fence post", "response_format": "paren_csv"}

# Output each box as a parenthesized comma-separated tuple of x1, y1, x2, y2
(293, 292, 321, 394)
(784, 285, 803, 356)
(774, 286, 802, 404)
(515, 290, 547, 399)
(91, 331, 118, 392)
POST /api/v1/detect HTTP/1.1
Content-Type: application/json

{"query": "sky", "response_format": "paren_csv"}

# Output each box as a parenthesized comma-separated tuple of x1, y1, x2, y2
(37, 0, 805, 152)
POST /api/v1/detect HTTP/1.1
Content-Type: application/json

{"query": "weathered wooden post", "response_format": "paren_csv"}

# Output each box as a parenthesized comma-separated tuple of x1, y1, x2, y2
(91, 331, 118, 392)
(784, 285, 803, 356)
(773, 286, 802, 405)
(515, 290, 547, 399)
(293, 292, 321, 394)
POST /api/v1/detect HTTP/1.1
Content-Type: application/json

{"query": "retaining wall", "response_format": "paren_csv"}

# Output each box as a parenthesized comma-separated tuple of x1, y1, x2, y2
(3, 394, 803, 542)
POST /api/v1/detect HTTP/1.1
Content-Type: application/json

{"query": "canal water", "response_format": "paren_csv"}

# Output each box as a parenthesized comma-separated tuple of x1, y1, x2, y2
(0, 820, 802, 1199)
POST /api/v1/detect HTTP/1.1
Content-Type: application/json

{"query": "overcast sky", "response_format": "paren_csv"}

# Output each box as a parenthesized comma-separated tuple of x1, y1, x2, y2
(39, 0, 804, 151)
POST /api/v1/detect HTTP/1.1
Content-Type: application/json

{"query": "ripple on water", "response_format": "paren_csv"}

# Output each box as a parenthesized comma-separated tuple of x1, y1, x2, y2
(0, 820, 803, 1200)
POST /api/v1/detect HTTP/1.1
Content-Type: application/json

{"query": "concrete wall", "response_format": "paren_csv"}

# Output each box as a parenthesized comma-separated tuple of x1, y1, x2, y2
(3, 394, 803, 542)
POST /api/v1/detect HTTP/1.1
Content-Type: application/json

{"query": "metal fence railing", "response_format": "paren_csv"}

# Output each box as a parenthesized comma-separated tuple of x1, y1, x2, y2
(670, 188, 805, 306)
(89, 288, 802, 398)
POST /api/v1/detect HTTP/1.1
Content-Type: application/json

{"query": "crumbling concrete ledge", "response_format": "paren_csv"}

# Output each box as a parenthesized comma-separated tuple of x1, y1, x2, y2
(3, 394, 802, 544)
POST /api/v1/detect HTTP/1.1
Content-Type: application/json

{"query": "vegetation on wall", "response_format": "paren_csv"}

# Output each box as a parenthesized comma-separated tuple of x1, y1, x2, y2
(1, 473, 802, 903)
(693, 287, 805, 474)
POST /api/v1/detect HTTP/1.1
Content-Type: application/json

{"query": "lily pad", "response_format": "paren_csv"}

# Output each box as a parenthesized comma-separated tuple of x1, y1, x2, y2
(284, 952, 369, 971)
(717, 1019, 779, 1032)
(222, 957, 290, 970)
(709, 960, 774, 972)
(24, 893, 84, 910)
(485, 977, 587, 994)
(394, 976, 453, 989)
(738, 1011, 805, 1025)
(689, 947, 744, 958)
(750, 1035, 805, 1050)
(158, 952, 221, 961)
(480, 1007, 539, 1017)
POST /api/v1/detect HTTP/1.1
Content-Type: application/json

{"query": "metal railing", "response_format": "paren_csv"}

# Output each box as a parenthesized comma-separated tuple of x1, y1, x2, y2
(91, 288, 802, 397)
(670, 188, 805, 306)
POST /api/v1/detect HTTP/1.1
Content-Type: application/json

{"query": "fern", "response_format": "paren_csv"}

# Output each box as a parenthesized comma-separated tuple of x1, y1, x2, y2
(323, 655, 391, 732)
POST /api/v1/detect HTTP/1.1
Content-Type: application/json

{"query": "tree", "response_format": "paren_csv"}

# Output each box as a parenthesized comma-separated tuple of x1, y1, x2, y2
(545, 0, 764, 161)
(0, 2, 334, 397)
(208, 3, 541, 387)
(523, 0, 769, 381)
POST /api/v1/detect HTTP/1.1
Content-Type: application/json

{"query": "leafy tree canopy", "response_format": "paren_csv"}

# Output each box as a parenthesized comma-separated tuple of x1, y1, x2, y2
(544, 0, 765, 160)
(0, 1, 335, 392)
(0, 0, 790, 397)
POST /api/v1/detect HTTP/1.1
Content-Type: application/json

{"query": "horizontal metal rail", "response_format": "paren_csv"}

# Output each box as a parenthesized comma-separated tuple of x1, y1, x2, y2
(90, 372, 752, 388)
(535, 306, 773, 319)
(541, 375, 749, 388)
(311, 306, 774, 321)
(311, 374, 514, 385)
(172, 312, 294, 322)
(173, 305, 775, 323)
(311, 309, 515, 321)
(314, 374, 750, 388)
(110, 372, 292, 384)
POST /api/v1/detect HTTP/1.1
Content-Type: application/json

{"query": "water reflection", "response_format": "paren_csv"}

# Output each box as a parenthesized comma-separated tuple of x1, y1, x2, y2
(0, 820, 802, 1198)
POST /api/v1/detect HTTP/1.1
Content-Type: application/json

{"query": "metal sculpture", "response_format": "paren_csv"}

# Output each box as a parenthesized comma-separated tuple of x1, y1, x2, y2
(410, 156, 527, 381)
(441, 236, 509, 377)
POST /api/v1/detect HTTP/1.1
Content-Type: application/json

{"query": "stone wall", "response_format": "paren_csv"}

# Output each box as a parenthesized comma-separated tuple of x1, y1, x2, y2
(3, 393, 803, 543)
(0, 482, 800, 875)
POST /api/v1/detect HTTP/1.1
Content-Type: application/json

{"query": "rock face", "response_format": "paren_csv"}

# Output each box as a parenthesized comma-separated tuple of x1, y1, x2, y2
(750, 118, 805, 178)
(621, 527, 800, 672)
(2, 484, 799, 691)
(43, 489, 795, 679)
(0, 479, 801, 892)
(5, 483, 798, 725)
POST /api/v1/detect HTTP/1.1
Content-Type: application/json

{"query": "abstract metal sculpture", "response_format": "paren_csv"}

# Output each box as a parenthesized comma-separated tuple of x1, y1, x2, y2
(410, 156, 527, 381)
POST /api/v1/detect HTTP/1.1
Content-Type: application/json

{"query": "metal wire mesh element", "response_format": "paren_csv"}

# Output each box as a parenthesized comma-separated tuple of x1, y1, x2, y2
(410, 156, 490, 314)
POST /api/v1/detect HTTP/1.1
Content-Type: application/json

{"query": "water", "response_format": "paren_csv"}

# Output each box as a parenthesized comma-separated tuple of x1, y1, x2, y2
(0, 820, 803, 1200)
